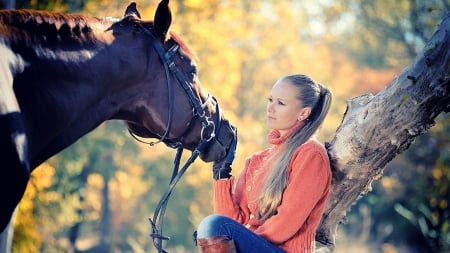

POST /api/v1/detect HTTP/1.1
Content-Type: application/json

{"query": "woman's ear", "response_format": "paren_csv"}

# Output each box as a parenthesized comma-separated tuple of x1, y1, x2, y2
(298, 107, 312, 121)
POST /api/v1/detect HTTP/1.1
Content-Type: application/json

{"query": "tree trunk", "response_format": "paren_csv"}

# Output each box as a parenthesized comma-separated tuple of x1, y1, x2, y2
(316, 14, 450, 252)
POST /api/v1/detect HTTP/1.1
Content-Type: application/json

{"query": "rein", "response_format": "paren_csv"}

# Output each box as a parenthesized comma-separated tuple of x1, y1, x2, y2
(132, 24, 219, 253)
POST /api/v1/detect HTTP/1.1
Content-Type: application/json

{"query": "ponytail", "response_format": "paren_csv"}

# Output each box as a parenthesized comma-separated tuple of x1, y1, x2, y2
(301, 84, 332, 141)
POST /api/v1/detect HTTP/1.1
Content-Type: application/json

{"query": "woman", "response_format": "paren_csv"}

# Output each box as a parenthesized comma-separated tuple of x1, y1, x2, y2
(196, 74, 333, 253)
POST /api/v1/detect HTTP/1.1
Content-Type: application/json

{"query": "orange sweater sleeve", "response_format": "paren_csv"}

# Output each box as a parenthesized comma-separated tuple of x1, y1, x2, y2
(213, 158, 251, 225)
(253, 144, 331, 244)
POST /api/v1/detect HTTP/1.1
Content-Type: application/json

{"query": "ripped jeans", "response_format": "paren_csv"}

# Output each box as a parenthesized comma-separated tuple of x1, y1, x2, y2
(196, 214, 284, 253)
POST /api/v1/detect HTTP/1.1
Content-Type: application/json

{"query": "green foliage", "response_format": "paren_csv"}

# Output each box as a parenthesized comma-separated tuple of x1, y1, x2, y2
(321, 0, 450, 69)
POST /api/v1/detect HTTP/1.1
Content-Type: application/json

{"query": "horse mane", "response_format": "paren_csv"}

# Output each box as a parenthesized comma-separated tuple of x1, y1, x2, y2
(0, 8, 198, 61)
(0, 9, 111, 46)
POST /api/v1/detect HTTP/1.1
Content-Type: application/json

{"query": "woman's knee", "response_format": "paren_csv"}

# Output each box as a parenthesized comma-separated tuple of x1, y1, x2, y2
(197, 214, 233, 238)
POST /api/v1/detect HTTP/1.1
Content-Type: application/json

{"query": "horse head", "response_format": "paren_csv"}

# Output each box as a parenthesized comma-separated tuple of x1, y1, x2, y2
(0, 0, 236, 236)
(118, 1, 236, 162)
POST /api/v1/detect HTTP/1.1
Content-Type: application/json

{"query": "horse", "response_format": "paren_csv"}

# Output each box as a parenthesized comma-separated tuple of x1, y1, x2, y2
(0, 0, 236, 250)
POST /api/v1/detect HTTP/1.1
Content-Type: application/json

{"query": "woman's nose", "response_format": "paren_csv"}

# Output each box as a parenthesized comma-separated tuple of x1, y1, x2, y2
(267, 103, 274, 112)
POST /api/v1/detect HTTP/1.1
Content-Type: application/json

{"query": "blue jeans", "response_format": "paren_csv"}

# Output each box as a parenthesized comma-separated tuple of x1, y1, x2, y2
(196, 214, 284, 253)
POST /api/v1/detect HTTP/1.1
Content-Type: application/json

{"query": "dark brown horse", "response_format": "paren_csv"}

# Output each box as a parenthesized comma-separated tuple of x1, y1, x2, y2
(0, 0, 236, 248)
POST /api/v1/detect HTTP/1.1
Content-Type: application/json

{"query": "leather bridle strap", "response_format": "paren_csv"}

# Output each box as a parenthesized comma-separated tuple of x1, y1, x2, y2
(147, 30, 215, 143)
(140, 26, 218, 253)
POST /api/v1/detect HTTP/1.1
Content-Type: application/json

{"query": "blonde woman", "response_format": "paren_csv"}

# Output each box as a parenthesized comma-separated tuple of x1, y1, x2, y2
(196, 74, 333, 253)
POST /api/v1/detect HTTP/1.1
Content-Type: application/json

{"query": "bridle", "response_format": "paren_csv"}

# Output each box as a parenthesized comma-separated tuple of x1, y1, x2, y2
(129, 23, 225, 253)
(128, 31, 220, 149)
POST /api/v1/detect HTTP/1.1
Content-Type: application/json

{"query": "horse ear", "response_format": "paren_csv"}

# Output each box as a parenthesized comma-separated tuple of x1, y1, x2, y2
(124, 2, 141, 19)
(154, 0, 172, 41)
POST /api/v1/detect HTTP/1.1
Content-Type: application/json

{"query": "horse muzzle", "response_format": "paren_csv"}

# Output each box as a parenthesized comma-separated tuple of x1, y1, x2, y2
(199, 119, 237, 163)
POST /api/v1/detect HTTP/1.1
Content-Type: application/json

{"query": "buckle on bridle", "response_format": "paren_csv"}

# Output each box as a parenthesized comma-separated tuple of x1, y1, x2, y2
(201, 120, 216, 142)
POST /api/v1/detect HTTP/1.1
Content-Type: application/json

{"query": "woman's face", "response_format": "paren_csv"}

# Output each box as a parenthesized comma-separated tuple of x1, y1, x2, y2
(266, 80, 310, 135)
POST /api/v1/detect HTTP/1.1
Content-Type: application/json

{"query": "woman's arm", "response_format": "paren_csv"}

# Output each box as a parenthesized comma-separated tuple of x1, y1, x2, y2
(213, 159, 252, 224)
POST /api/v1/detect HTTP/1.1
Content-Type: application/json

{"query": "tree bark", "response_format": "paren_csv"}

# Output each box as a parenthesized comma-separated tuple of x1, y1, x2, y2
(316, 14, 450, 252)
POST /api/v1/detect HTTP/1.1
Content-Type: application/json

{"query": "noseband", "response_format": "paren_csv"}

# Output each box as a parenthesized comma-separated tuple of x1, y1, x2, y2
(131, 24, 223, 253)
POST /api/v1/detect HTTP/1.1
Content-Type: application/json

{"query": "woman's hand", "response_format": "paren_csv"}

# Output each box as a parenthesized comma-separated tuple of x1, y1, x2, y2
(212, 129, 237, 179)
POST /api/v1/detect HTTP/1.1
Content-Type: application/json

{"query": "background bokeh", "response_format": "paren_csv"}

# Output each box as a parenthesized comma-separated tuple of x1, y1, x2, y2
(5, 0, 449, 252)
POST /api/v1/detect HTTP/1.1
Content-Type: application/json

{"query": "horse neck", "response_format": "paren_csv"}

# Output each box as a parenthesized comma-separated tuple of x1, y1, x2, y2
(0, 10, 134, 166)
(22, 81, 119, 169)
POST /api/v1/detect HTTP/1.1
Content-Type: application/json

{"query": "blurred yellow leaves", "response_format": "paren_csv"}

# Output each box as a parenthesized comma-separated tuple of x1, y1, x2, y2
(17, 163, 55, 211)
(429, 163, 450, 212)
(432, 167, 443, 180)
(380, 176, 397, 193)
(13, 163, 55, 252)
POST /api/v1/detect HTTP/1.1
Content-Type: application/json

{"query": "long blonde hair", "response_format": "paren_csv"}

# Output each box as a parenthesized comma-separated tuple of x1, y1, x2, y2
(258, 74, 332, 220)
